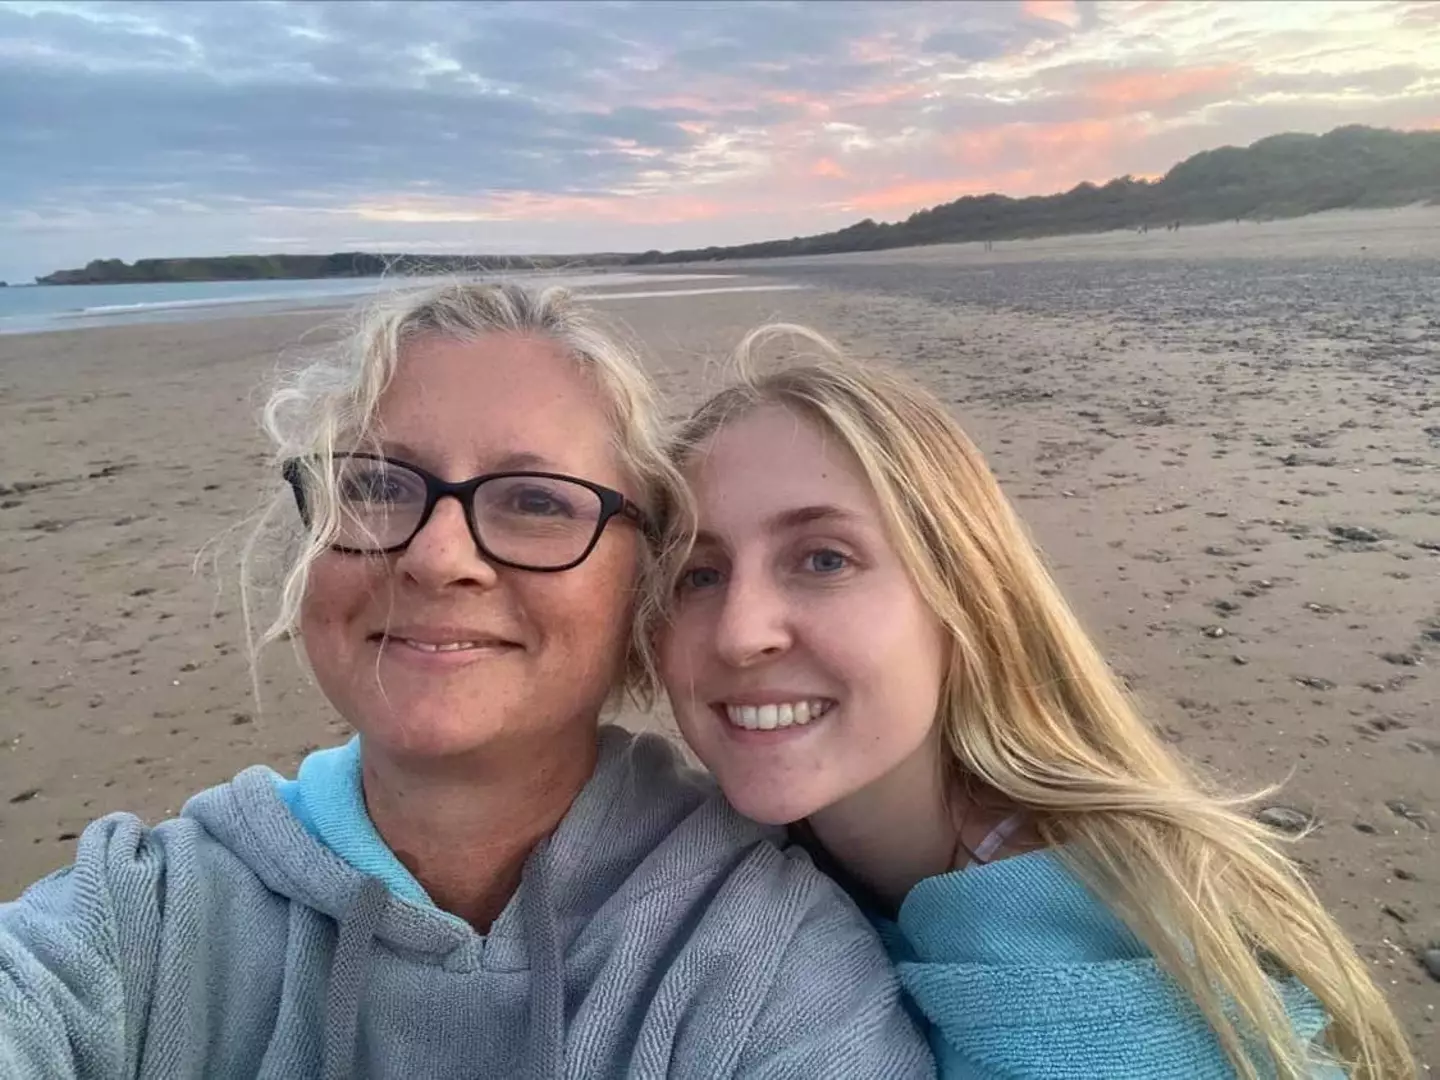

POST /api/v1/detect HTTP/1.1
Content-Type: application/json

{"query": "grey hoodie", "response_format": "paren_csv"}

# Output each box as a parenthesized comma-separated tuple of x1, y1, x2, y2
(0, 727, 933, 1078)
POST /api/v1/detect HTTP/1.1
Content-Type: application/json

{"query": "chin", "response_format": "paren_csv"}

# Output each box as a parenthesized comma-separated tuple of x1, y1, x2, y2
(365, 725, 479, 760)
(719, 782, 821, 827)
(355, 705, 499, 759)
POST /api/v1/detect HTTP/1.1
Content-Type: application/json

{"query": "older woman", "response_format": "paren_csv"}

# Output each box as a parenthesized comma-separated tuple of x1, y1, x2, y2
(0, 285, 932, 1078)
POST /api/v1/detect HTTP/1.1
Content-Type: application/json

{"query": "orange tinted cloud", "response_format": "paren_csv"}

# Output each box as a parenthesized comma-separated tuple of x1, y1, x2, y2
(764, 89, 833, 118)
(842, 82, 928, 108)
(1399, 1, 1440, 27)
(1086, 65, 1244, 112)
(793, 116, 1152, 217)
(1022, 0, 1080, 28)
(359, 6, 1415, 242)
(948, 117, 1139, 170)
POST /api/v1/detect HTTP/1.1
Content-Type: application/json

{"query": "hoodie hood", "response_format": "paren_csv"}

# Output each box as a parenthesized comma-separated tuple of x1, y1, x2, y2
(181, 725, 770, 959)
(179, 726, 776, 1078)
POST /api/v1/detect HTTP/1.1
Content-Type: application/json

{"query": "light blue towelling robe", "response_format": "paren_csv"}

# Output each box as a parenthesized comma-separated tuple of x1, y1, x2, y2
(880, 849, 1340, 1078)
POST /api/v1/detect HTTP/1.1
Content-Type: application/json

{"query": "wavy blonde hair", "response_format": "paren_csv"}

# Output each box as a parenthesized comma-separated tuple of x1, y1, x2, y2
(239, 280, 684, 707)
(653, 324, 1413, 1080)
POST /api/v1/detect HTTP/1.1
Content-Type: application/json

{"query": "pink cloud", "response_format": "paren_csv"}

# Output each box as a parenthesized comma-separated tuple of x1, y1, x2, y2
(1021, 0, 1081, 28)
(1084, 65, 1246, 113)
(357, 7, 1435, 243)
(764, 89, 833, 119)
(948, 118, 1143, 176)
(840, 82, 929, 108)
(1398, 1, 1440, 27)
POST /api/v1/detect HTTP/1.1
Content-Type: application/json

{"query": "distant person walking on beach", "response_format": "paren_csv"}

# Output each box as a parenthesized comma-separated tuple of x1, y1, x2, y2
(0, 286, 932, 1078)
(653, 326, 1415, 1079)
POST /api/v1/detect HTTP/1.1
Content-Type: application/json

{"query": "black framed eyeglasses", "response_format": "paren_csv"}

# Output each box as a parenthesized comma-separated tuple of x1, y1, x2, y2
(282, 453, 651, 572)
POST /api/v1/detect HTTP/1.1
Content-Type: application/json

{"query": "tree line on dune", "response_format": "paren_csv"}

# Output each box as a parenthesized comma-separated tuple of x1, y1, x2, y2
(34, 251, 623, 286)
(37, 125, 1440, 284)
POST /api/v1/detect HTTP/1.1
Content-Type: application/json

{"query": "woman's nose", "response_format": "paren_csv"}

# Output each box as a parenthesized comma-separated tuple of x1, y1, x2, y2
(395, 495, 498, 589)
(712, 573, 792, 668)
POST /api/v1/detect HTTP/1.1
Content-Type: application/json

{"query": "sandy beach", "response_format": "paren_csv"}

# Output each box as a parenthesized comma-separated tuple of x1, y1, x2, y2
(1, 208, 1436, 1064)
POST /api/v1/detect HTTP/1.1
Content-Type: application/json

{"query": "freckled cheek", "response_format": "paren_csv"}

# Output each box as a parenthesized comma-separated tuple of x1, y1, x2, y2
(300, 557, 382, 637)
(535, 559, 636, 666)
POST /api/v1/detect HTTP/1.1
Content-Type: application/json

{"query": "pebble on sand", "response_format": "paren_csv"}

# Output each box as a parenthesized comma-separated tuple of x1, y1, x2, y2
(1329, 524, 1383, 543)
(1256, 806, 1313, 834)
(1423, 948, 1440, 983)
(1379, 651, 1421, 667)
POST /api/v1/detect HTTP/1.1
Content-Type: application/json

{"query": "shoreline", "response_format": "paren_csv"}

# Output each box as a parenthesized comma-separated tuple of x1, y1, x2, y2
(0, 270, 770, 337)
(8, 204, 1439, 337)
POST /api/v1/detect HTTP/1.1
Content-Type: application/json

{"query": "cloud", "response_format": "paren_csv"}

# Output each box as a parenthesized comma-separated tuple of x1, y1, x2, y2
(1022, 0, 1082, 29)
(0, 0, 1436, 280)
(1083, 65, 1246, 114)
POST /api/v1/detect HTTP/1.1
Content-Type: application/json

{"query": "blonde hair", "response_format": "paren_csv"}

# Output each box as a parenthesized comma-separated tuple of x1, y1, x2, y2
(654, 324, 1413, 1080)
(239, 280, 684, 707)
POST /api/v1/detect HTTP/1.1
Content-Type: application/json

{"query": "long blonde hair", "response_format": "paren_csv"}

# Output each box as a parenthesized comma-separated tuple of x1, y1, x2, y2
(655, 324, 1413, 1080)
(239, 280, 685, 707)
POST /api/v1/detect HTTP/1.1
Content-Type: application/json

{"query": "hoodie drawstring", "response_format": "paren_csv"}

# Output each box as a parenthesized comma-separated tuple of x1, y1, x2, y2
(519, 855, 565, 1078)
(322, 876, 389, 1080)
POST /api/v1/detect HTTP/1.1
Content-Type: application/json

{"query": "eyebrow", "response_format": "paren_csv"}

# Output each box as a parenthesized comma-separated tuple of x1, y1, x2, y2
(693, 504, 861, 548)
(376, 443, 559, 473)
(766, 504, 861, 531)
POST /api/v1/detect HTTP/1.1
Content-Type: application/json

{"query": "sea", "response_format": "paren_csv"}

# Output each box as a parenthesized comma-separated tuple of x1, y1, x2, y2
(0, 270, 753, 335)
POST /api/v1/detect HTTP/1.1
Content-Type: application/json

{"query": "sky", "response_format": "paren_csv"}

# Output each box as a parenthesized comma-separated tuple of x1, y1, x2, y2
(1, 0, 1437, 282)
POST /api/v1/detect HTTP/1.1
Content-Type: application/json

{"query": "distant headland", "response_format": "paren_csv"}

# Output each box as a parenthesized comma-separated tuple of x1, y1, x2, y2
(37, 125, 1439, 284)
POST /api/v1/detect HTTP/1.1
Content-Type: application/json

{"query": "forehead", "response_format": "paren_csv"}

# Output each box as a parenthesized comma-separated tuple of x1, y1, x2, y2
(375, 332, 621, 479)
(688, 404, 879, 526)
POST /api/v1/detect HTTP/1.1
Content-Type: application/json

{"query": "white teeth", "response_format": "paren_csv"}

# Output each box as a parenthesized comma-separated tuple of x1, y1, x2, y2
(723, 700, 831, 731)
(400, 639, 478, 653)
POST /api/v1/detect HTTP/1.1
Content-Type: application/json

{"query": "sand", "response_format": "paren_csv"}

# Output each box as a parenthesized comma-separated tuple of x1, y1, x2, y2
(1, 207, 1436, 1063)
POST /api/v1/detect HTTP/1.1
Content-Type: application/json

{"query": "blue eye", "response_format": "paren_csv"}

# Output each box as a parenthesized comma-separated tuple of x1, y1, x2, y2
(678, 566, 723, 592)
(804, 548, 850, 574)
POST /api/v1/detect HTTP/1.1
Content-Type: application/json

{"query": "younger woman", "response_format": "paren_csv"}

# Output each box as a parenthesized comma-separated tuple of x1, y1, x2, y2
(654, 325, 1413, 1079)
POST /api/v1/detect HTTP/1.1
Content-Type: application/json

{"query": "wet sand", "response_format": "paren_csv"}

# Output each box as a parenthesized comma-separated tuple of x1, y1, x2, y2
(1, 208, 1436, 1062)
